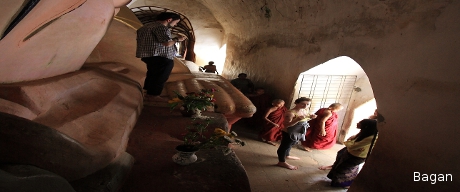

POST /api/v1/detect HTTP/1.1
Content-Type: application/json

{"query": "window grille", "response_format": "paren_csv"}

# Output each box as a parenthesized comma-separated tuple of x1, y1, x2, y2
(296, 75, 356, 133)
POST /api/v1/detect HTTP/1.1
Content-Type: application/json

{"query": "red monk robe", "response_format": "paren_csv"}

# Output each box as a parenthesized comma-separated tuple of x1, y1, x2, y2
(259, 106, 287, 142)
(302, 108, 339, 150)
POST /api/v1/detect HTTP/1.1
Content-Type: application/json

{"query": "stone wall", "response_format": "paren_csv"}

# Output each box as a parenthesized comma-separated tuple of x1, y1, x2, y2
(194, 0, 460, 191)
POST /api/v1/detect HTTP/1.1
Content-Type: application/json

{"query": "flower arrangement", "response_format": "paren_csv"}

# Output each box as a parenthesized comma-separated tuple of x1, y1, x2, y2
(168, 89, 217, 113)
(180, 118, 245, 155)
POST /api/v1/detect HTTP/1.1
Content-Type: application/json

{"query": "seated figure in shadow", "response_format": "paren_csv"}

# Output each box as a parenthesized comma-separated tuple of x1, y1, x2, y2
(230, 73, 254, 95)
(200, 61, 218, 74)
(245, 87, 271, 128)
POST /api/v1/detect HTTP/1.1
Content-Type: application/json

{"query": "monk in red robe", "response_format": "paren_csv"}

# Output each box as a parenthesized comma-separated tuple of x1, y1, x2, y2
(301, 103, 343, 151)
(259, 99, 286, 146)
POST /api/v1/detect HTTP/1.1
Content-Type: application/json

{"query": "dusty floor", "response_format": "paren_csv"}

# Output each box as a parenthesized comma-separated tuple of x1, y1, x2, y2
(231, 120, 349, 192)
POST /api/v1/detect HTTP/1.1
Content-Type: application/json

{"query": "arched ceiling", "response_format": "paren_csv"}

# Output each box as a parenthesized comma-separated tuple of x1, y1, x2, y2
(128, 0, 223, 34)
(130, 6, 196, 60)
(130, 6, 194, 39)
(129, 0, 451, 42)
(127, 0, 226, 65)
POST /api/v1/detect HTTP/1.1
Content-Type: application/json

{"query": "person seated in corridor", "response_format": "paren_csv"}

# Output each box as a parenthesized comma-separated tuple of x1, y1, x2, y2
(200, 61, 219, 74)
(230, 73, 254, 95)
(318, 119, 378, 188)
(276, 97, 317, 170)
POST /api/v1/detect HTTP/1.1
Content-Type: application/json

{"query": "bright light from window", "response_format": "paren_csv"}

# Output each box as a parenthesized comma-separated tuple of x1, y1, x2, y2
(216, 44, 227, 75)
(294, 56, 377, 142)
(194, 44, 226, 74)
(345, 99, 377, 140)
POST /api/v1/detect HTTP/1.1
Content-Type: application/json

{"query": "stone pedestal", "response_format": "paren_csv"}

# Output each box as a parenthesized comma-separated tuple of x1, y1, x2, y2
(121, 106, 251, 192)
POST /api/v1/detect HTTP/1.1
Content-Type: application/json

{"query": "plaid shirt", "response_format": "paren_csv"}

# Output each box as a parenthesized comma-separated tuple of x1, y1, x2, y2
(136, 22, 177, 60)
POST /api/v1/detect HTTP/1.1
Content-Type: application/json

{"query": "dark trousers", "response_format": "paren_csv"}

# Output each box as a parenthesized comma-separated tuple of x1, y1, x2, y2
(141, 56, 174, 96)
(277, 131, 297, 162)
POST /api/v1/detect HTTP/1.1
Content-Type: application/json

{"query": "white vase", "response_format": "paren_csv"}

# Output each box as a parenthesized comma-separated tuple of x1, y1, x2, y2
(172, 145, 199, 165)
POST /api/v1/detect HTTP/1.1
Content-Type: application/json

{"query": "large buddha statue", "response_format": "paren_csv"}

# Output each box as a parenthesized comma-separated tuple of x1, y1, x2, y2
(0, 1, 254, 191)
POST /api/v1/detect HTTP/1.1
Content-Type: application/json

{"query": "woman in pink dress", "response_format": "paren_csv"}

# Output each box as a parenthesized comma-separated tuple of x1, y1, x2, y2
(301, 103, 343, 151)
(259, 99, 286, 146)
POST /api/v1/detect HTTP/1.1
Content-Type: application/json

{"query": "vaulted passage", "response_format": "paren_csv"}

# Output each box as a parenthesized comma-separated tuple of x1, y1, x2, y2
(1, 0, 460, 191)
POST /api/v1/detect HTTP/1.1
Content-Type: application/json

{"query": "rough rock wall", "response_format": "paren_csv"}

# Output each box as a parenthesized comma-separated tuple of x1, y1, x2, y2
(351, 2, 460, 191)
(196, 0, 460, 191)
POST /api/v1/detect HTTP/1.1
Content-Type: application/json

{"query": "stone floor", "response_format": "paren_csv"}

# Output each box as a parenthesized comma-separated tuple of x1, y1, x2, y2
(230, 120, 349, 192)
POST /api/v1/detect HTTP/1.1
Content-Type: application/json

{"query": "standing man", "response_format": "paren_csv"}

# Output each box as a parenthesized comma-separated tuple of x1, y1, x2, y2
(136, 12, 187, 102)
